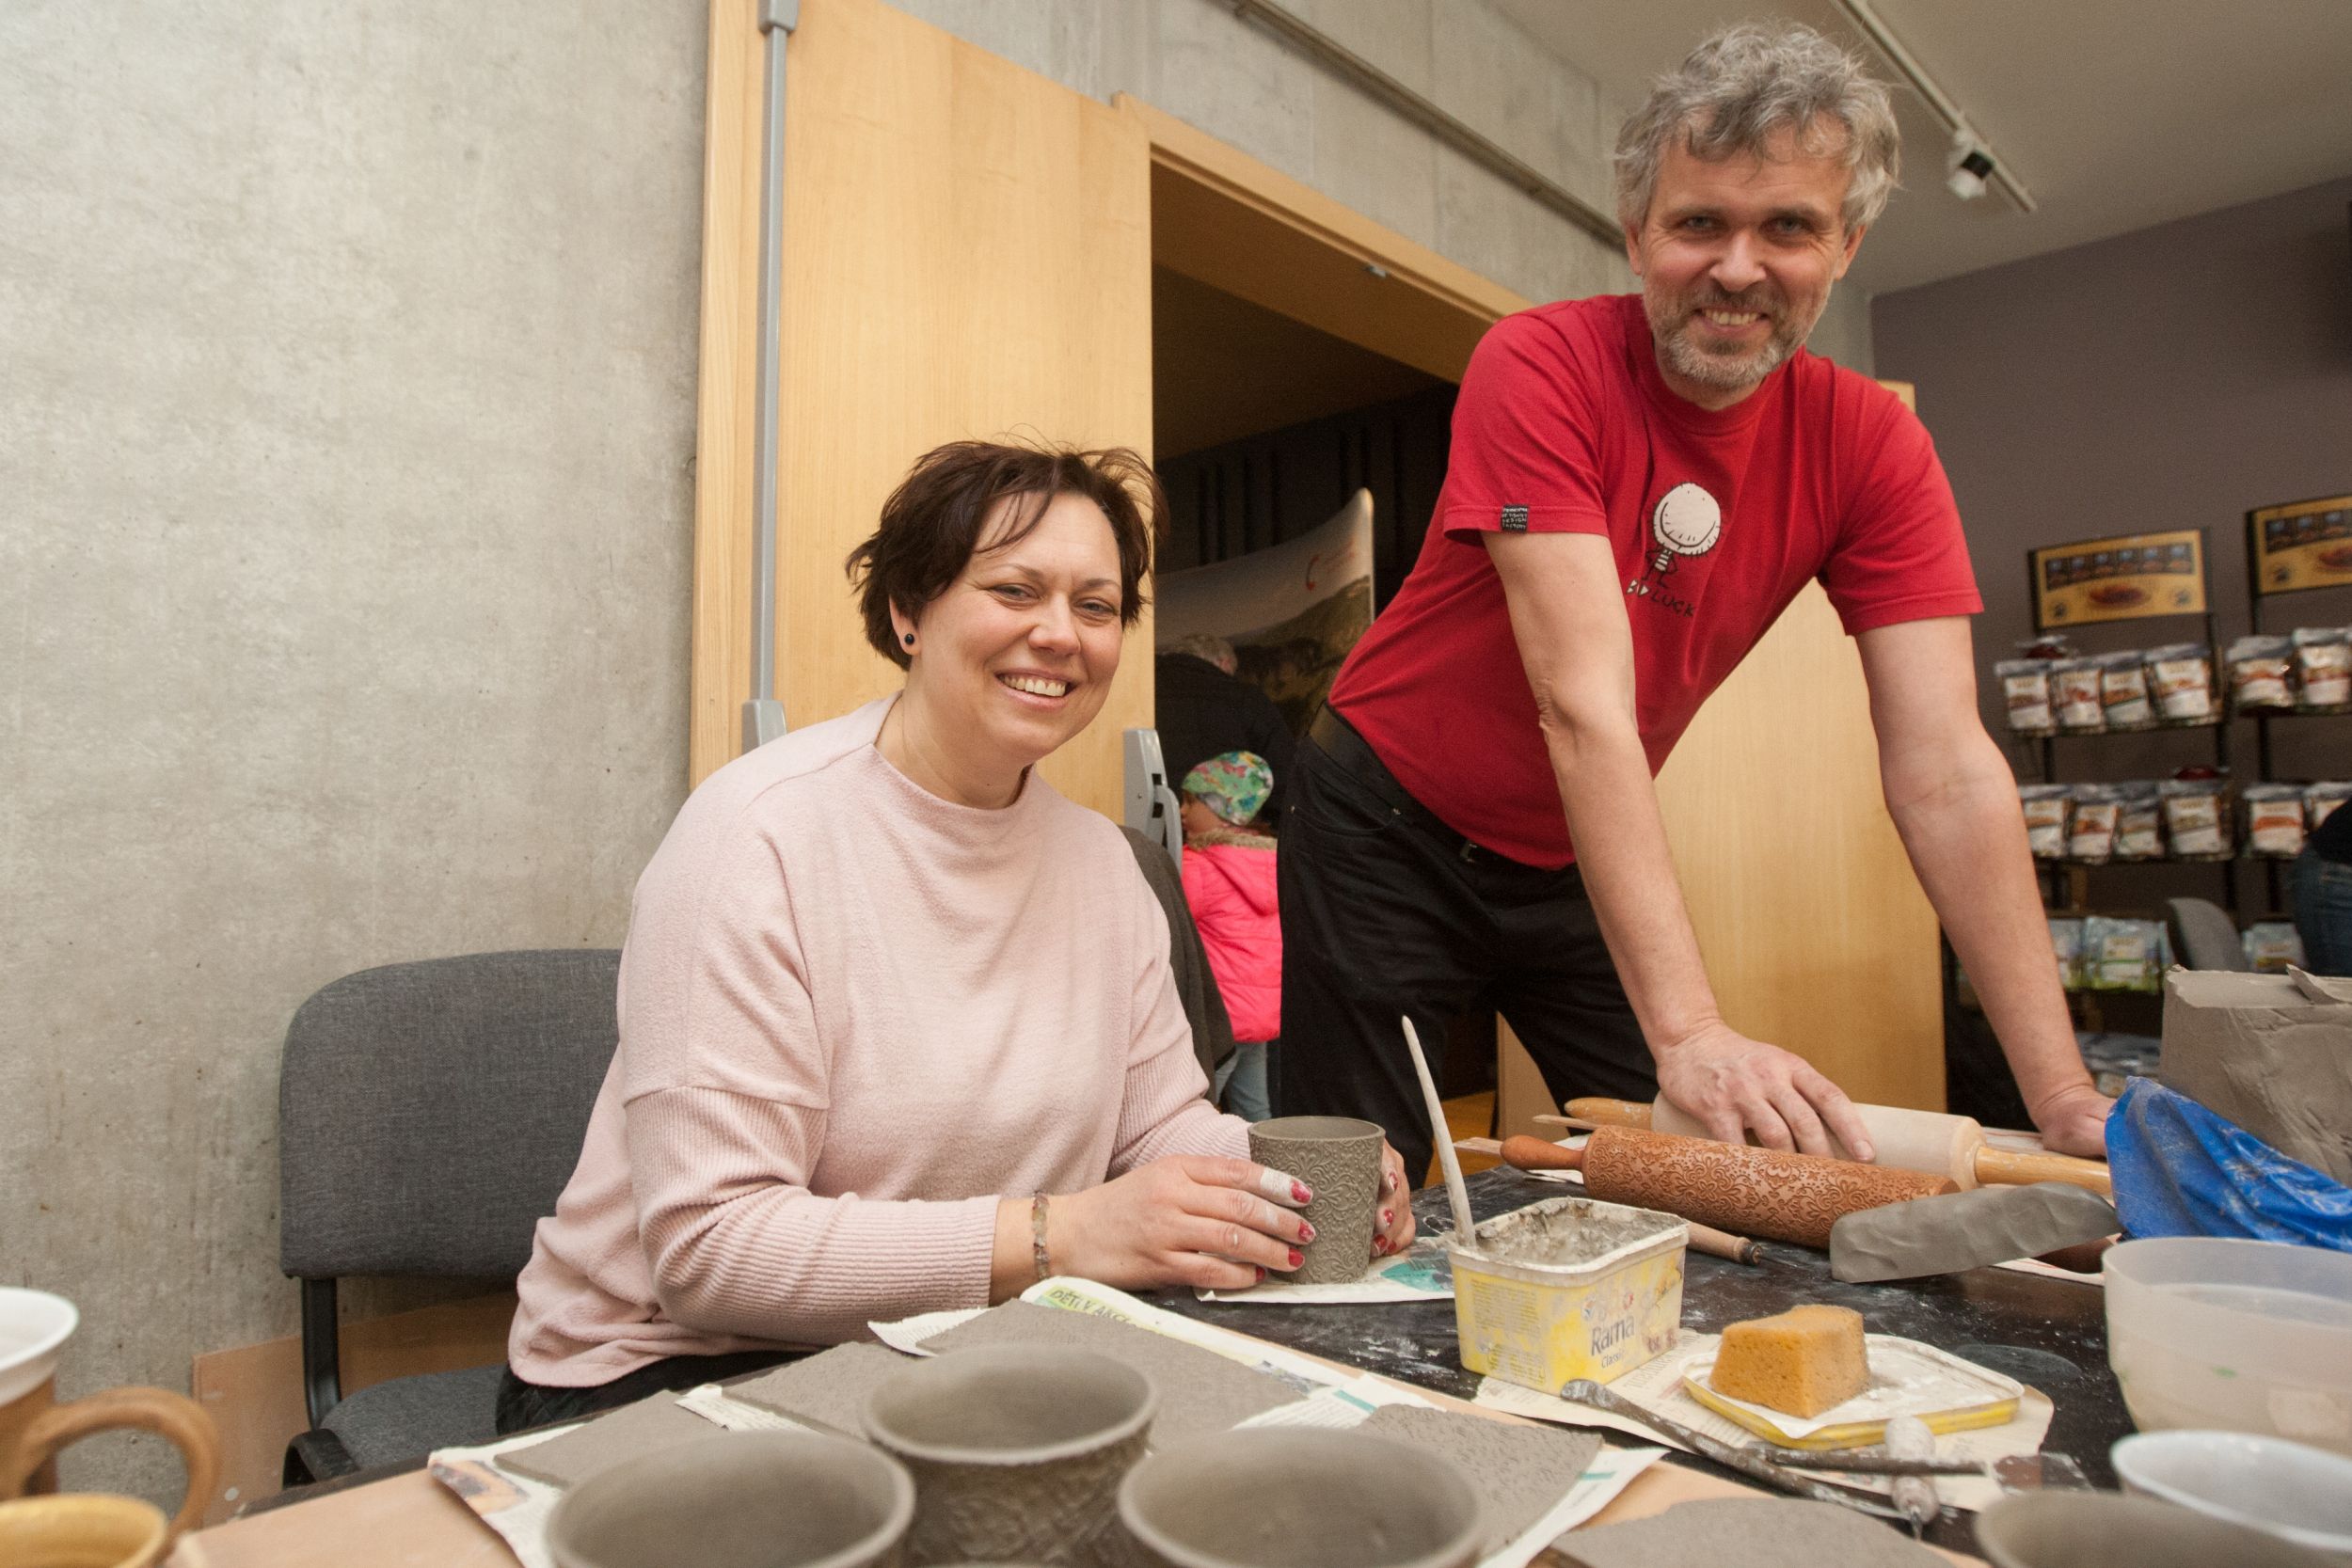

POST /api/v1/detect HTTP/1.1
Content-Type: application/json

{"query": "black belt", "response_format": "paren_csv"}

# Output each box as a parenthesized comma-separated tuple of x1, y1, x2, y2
(1306, 707, 1526, 867)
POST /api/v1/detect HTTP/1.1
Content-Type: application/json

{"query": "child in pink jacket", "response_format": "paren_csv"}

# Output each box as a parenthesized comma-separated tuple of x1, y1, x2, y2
(1179, 751, 1280, 1120)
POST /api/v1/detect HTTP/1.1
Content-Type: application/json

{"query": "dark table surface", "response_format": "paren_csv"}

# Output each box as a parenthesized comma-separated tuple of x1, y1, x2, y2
(1151, 1165, 2130, 1557)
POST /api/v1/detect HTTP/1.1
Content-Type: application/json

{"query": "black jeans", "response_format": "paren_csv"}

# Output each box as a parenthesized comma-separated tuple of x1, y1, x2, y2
(1276, 712, 1658, 1183)
(495, 1348, 808, 1435)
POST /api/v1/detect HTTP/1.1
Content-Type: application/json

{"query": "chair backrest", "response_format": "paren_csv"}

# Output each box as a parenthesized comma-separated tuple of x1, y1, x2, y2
(2165, 897, 2249, 972)
(278, 949, 620, 1281)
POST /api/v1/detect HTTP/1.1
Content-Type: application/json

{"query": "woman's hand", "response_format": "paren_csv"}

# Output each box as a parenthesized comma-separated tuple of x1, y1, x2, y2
(1371, 1142, 1416, 1259)
(1030, 1155, 1315, 1292)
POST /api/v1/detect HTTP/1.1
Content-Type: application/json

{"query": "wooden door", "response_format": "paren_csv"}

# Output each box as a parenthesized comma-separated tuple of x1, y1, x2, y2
(691, 0, 1154, 810)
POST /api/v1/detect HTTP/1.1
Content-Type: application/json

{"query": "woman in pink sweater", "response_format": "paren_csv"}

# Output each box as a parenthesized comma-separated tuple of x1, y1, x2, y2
(499, 442, 1412, 1432)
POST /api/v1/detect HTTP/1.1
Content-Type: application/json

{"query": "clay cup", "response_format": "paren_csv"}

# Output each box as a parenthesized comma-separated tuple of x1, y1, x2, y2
(1118, 1428, 1481, 1568)
(546, 1431, 914, 1568)
(1973, 1491, 2337, 1568)
(1248, 1116, 1384, 1284)
(862, 1344, 1154, 1567)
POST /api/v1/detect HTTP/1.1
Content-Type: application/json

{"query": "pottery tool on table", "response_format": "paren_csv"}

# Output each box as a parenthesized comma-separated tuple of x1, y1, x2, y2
(1557, 1097, 2113, 1197)
(1481, 1137, 1761, 1264)
(1882, 1415, 1941, 1538)
(1555, 1379, 1908, 1523)
(1497, 1129, 1958, 1250)
(1402, 1017, 1477, 1243)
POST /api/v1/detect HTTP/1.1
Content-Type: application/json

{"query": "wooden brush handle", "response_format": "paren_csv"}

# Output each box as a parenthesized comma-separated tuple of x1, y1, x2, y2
(1974, 1147, 2114, 1196)
(1581, 1125, 1958, 1250)
(1499, 1135, 1583, 1171)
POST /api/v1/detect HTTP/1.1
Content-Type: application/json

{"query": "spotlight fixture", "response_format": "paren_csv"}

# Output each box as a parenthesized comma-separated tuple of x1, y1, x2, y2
(1947, 133, 1995, 201)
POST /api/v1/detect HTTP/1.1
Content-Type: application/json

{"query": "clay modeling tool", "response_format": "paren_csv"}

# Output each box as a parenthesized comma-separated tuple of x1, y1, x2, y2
(1402, 1016, 1477, 1244)
(1766, 1449, 1986, 1477)
(1560, 1097, 2114, 1197)
(1554, 1380, 1907, 1523)
(1882, 1415, 1940, 1539)
(1493, 1137, 1759, 1264)
(1497, 1130, 1957, 1250)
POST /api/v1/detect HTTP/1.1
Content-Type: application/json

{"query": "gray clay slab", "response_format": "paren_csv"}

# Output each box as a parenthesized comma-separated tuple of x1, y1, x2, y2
(728, 1341, 914, 1437)
(1359, 1405, 1600, 1554)
(917, 1301, 1300, 1442)
(1830, 1181, 2119, 1283)
(1553, 1497, 1944, 1568)
(494, 1391, 723, 1489)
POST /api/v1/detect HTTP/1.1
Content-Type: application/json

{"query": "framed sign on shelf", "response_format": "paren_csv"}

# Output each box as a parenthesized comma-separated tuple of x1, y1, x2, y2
(2027, 529, 2208, 631)
(2247, 493, 2352, 598)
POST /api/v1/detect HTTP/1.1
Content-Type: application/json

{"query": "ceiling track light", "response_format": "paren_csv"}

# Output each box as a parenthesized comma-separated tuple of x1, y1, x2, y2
(1831, 0, 2037, 214)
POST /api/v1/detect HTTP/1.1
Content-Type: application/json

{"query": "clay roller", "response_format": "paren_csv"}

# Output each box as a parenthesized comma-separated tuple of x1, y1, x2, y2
(1563, 1096, 2112, 1198)
(1498, 1127, 1958, 1250)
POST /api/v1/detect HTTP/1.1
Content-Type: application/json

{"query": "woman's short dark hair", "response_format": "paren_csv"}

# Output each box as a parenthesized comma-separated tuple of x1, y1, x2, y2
(846, 440, 1164, 670)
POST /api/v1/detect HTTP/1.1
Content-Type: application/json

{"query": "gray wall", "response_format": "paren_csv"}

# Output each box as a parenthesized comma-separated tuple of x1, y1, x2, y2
(1875, 176, 2352, 907)
(1, 0, 708, 1501)
(0, 0, 1872, 1507)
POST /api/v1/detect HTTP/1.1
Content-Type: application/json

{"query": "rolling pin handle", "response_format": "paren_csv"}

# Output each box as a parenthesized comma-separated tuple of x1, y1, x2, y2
(1564, 1098, 1653, 1129)
(1499, 1135, 1585, 1173)
(1972, 1147, 2114, 1198)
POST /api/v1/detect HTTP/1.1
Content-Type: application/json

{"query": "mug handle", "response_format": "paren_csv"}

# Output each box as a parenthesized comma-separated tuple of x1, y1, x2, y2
(0, 1386, 222, 1544)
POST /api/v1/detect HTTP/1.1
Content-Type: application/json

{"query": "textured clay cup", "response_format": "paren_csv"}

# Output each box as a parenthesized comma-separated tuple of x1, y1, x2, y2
(1118, 1428, 1481, 1568)
(546, 1432, 914, 1568)
(862, 1345, 1155, 1568)
(1248, 1116, 1384, 1284)
(1972, 1491, 2339, 1568)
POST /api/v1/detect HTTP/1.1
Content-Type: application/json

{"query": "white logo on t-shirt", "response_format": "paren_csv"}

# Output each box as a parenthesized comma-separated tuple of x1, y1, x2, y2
(1627, 483, 1722, 617)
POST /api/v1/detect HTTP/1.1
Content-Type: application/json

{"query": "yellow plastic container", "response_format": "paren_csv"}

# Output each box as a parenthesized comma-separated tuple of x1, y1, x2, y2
(1452, 1195, 1689, 1393)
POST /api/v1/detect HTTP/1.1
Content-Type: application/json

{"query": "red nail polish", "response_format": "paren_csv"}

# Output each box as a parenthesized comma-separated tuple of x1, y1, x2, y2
(1288, 1248, 1304, 1268)
(1293, 1180, 1313, 1203)
(1381, 1209, 1393, 1227)
(1255, 1266, 1266, 1283)
(1299, 1221, 1317, 1242)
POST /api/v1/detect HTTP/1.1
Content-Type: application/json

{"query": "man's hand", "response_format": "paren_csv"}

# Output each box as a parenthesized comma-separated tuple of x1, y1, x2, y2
(1653, 1022, 1877, 1161)
(2027, 1082, 2113, 1159)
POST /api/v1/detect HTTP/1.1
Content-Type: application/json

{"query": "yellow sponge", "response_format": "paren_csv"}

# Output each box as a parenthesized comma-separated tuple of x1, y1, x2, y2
(1708, 1305, 1869, 1418)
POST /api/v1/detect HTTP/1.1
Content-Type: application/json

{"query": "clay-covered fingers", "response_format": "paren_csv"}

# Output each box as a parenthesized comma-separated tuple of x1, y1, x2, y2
(1371, 1142, 1416, 1257)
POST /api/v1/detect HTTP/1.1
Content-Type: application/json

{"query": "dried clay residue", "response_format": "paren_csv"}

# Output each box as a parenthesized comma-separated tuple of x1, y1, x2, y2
(1472, 1198, 1678, 1269)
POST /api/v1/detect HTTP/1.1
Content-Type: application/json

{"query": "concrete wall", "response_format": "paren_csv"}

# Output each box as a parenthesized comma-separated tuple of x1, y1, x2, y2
(1875, 176, 2352, 911)
(0, 0, 1872, 1507)
(0, 0, 708, 1501)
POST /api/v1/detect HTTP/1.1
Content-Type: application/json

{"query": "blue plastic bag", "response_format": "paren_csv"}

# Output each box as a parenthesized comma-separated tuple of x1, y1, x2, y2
(2108, 1077, 2352, 1253)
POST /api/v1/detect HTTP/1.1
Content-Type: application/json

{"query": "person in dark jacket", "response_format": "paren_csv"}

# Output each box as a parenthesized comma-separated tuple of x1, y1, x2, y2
(1154, 633, 1296, 828)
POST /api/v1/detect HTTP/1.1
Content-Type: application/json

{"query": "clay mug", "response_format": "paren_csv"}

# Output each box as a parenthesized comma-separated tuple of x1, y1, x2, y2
(0, 1385, 222, 1568)
(1972, 1491, 2337, 1568)
(863, 1344, 1155, 1567)
(1118, 1428, 1481, 1568)
(1248, 1117, 1384, 1284)
(0, 1289, 79, 1495)
(546, 1431, 914, 1568)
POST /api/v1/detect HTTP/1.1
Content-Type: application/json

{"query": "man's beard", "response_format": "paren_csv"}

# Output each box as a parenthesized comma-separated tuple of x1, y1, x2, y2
(1648, 286, 1817, 393)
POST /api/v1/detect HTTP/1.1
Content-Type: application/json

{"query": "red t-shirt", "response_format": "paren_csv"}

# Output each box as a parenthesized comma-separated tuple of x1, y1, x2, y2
(1328, 293, 1980, 869)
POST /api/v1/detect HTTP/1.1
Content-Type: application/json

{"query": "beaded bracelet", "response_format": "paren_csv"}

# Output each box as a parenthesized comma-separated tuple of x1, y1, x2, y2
(1030, 1192, 1052, 1282)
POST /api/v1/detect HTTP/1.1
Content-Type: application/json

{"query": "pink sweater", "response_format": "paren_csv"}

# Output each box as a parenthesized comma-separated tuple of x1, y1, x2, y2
(508, 697, 1248, 1386)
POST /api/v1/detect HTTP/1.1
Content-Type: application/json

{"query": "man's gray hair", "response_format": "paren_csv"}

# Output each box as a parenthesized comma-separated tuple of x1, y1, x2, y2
(1613, 22, 1899, 235)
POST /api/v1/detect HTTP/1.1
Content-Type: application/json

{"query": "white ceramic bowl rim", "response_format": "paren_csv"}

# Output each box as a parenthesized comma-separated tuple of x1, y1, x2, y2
(0, 1289, 79, 1406)
(2111, 1430, 2352, 1553)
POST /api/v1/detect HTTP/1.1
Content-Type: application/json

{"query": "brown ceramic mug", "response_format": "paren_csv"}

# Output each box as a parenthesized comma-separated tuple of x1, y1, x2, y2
(0, 1386, 222, 1568)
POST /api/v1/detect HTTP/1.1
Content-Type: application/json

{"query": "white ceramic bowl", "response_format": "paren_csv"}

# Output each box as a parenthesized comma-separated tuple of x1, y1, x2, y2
(2104, 1238, 2352, 1454)
(0, 1289, 78, 1405)
(2113, 1430, 2352, 1557)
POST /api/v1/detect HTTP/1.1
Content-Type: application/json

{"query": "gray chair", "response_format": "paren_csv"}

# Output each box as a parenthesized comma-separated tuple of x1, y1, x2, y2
(2165, 897, 2249, 971)
(278, 948, 620, 1482)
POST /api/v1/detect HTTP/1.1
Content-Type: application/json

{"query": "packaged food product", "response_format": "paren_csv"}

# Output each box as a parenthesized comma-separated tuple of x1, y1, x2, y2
(2096, 649, 2155, 730)
(2243, 784, 2307, 858)
(2048, 917, 2086, 989)
(2241, 921, 2306, 974)
(2082, 915, 2169, 992)
(2225, 633, 2296, 712)
(2019, 784, 2072, 859)
(2066, 784, 2121, 862)
(2112, 783, 2165, 861)
(2293, 626, 2351, 710)
(2158, 775, 2232, 860)
(1994, 658, 2056, 737)
(2052, 658, 2106, 733)
(2307, 781, 2352, 831)
(2143, 642, 2216, 723)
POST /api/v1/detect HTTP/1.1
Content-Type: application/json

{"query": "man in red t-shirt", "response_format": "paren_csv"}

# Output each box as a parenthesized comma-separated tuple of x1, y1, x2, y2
(1279, 23, 2108, 1186)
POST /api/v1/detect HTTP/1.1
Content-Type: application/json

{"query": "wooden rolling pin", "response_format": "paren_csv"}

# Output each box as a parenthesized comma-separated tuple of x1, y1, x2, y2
(1500, 1127, 1958, 1250)
(1564, 1097, 2113, 1199)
